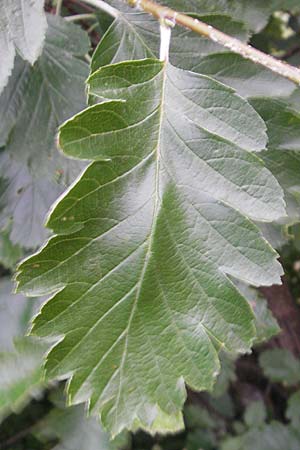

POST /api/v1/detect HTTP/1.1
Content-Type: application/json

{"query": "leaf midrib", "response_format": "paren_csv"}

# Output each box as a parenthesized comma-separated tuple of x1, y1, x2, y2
(113, 62, 167, 425)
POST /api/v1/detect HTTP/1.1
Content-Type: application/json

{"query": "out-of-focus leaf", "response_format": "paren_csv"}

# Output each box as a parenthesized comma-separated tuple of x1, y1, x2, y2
(0, 278, 40, 351)
(0, 278, 46, 420)
(0, 224, 23, 269)
(209, 393, 235, 420)
(185, 428, 216, 450)
(250, 98, 300, 153)
(244, 400, 267, 429)
(286, 88, 300, 112)
(0, 337, 46, 420)
(212, 353, 236, 398)
(189, 53, 296, 99)
(249, 98, 300, 226)
(35, 400, 130, 450)
(222, 422, 300, 450)
(184, 404, 216, 430)
(259, 150, 300, 224)
(234, 282, 280, 344)
(0, 0, 47, 94)
(259, 349, 300, 386)
(245, 422, 300, 450)
(287, 390, 300, 428)
(221, 436, 243, 450)
(0, 14, 88, 248)
(258, 222, 289, 251)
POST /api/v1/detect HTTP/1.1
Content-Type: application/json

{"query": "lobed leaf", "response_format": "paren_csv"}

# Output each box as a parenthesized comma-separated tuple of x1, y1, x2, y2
(0, 0, 47, 94)
(159, 0, 300, 32)
(17, 58, 285, 435)
(0, 225, 23, 270)
(188, 53, 296, 99)
(0, 15, 89, 249)
(0, 279, 46, 420)
(109, 0, 300, 33)
(0, 338, 46, 421)
(91, 8, 248, 72)
(234, 282, 280, 344)
(250, 98, 300, 225)
(93, 2, 296, 102)
(259, 349, 300, 386)
(35, 400, 129, 450)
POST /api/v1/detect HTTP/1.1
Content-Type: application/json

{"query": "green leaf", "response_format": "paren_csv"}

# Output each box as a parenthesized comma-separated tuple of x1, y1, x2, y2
(286, 87, 300, 112)
(250, 98, 300, 152)
(0, 0, 47, 93)
(258, 222, 289, 250)
(259, 150, 300, 225)
(35, 402, 130, 450)
(244, 400, 267, 429)
(259, 349, 300, 386)
(0, 224, 23, 269)
(221, 436, 243, 450)
(234, 282, 280, 344)
(184, 404, 216, 430)
(222, 422, 300, 450)
(0, 278, 40, 351)
(287, 390, 300, 428)
(211, 352, 236, 398)
(249, 98, 300, 225)
(0, 337, 46, 421)
(210, 393, 235, 420)
(0, 278, 46, 420)
(245, 422, 300, 450)
(186, 428, 217, 450)
(91, 9, 248, 72)
(188, 53, 296, 99)
(0, 14, 89, 248)
(92, 3, 296, 104)
(17, 58, 285, 435)
(159, 0, 300, 32)
(110, 0, 300, 33)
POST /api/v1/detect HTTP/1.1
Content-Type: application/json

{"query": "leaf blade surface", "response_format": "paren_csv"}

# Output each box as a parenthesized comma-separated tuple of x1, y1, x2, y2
(17, 59, 285, 435)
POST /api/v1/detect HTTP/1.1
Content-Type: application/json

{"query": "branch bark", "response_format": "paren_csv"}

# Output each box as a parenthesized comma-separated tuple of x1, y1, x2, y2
(79, 0, 300, 84)
(132, 0, 300, 85)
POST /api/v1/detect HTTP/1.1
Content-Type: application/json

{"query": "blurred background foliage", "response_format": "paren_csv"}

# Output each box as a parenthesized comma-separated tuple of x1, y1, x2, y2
(1, 1, 300, 449)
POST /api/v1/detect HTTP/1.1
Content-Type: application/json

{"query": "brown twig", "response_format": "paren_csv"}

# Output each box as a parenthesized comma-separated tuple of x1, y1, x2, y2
(260, 278, 300, 357)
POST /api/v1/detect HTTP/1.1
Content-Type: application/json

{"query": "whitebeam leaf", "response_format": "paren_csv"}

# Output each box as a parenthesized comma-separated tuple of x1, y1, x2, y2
(0, 0, 47, 94)
(92, 4, 295, 101)
(91, 6, 248, 72)
(0, 15, 89, 249)
(249, 98, 300, 224)
(159, 0, 300, 32)
(108, 0, 300, 33)
(17, 59, 284, 435)
(184, 53, 296, 99)
(0, 279, 46, 419)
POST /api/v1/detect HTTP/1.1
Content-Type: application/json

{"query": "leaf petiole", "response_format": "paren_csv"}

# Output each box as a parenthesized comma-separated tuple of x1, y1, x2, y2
(65, 13, 97, 22)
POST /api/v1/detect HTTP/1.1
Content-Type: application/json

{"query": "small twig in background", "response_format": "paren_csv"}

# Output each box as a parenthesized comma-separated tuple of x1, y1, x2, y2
(65, 12, 96, 21)
(56, 0, 64, 15)
(132, 0, 300, 85)
(87, 21, 99, 33)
